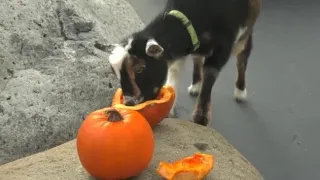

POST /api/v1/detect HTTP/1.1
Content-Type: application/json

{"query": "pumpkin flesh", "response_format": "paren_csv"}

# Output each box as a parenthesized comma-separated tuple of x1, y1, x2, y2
(157, 153, 214, 180)
(112, 85, 175, 128)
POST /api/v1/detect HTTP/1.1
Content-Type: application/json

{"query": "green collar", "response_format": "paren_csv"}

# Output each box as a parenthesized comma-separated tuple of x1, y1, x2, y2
(165, 10, 200, 52)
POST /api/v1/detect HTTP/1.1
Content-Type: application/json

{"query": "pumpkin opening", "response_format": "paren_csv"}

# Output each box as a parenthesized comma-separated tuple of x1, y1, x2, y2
(112, 85, 175, 110)
(105, 109, 123, 122)
(111, 86, 176, 128)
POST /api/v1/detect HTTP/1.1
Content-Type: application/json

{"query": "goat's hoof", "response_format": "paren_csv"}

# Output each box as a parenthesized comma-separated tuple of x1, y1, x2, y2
(192, 113, 209, 126)
(167, 112, 177, 118)
(234, 87, 247, 102)
(167, 106, 178, 118)
(188, 82, 201, 97)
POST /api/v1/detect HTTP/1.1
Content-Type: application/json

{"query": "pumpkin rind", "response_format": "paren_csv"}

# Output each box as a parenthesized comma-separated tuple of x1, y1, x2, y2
(112, 85, 176, 128)
(76, 107, 155, 180)
(156, 153, 214, 180)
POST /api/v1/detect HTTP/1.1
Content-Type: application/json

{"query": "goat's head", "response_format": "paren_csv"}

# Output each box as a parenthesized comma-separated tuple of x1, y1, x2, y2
(109, 34, 168, 106)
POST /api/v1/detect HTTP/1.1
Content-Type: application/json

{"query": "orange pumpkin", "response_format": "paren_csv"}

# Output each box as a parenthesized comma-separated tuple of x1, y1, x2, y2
(157, 153, 214, 180)
(112, 85, 176, 128)
(76, 107, 155, 180)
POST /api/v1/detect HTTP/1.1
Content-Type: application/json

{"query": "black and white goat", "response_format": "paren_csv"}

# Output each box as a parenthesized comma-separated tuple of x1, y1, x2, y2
(108, 0, 261, 126)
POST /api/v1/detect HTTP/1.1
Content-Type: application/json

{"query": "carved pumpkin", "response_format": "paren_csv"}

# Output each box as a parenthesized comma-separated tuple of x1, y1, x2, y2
(112, 85, 176, 128)
(76, 107, 155, 180)
(157, 153, 214, 180)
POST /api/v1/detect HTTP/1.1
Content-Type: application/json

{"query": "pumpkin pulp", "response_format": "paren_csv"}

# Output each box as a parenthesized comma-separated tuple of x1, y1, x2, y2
(156, 153, 214, 180)
(112, 86, 174, 110)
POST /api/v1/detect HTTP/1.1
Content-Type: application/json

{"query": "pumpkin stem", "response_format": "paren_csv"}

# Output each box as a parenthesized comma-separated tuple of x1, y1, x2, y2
(105, 109, 124, 122)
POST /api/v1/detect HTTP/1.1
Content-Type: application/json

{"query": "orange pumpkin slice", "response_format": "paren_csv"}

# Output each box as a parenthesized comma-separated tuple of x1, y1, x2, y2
(157, 153, 214, 180)
(112, 85, 176, 128)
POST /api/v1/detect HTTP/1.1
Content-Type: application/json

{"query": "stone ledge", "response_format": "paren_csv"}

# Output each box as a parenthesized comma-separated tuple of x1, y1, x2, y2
(0, 118, 263, 180)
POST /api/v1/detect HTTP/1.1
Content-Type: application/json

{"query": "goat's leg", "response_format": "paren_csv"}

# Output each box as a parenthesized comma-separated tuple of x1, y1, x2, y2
(165, 58, 186, 117)
(188, 55, 204, 97)
(192, 66, 219, 126)
(234, 34, 253, 102)
(193, 45, 232, 126)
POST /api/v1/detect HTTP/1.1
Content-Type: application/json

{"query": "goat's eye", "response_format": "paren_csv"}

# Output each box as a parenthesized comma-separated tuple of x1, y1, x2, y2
(133, 64, 145, 73)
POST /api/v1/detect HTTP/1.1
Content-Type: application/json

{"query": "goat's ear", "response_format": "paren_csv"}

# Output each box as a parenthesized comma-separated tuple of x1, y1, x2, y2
(145, 39, 164, 58)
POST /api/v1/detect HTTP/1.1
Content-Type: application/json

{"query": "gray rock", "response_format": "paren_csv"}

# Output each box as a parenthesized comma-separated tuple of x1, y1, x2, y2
(0, 119, 263, 180)
(0, 0, 144, 164)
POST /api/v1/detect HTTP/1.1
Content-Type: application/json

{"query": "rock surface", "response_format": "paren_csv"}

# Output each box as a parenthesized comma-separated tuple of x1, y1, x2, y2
(0, 118, 263, 180)
(0, 0, 143, 164)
